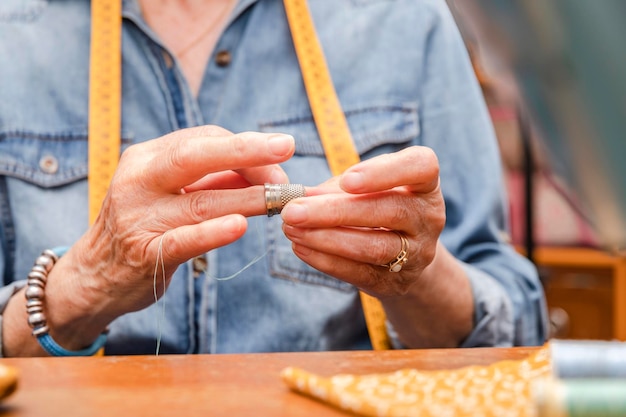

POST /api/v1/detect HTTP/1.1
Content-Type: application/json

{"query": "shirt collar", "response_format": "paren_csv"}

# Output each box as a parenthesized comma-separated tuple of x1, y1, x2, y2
(121, 0, 260, 22)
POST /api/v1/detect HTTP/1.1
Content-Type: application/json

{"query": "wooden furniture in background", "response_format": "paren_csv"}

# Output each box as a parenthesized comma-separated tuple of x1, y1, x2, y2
(0, 348, 539, 417)
(532, 247, 626, 341)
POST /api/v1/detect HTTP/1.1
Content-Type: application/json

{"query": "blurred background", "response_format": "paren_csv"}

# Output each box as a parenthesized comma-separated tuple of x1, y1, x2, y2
(445, 0, 626, 341)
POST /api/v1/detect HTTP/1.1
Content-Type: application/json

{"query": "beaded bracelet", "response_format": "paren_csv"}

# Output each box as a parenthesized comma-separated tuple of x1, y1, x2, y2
(25, 247, 108, 356)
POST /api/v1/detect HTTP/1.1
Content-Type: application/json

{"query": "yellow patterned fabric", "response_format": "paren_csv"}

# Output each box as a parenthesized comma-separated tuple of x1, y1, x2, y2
(282, 346, 551, 417)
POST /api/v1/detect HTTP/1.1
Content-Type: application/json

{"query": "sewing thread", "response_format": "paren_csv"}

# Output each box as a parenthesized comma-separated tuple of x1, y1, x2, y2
(550, 339, 626, 378)
(152, 218, 271, 354)
(153, 231, 167, 355)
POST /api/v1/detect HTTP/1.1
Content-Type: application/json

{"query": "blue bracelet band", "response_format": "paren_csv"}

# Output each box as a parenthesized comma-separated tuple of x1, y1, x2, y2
(37, 332, 108, 357)
(51, 246, 69, 258)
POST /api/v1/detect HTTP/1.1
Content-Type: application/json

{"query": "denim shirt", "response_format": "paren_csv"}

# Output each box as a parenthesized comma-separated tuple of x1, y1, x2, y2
(0, 0, 547, 355)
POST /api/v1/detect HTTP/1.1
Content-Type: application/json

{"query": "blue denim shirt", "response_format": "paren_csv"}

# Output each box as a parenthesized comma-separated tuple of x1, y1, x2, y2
(0, 0, 547, 355)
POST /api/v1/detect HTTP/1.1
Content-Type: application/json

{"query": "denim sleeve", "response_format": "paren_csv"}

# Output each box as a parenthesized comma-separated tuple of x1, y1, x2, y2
(459, 247, 549, 347)
(459, 263, 514, 347)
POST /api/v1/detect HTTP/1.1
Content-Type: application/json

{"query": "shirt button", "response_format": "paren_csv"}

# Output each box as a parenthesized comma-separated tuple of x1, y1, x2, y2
(215, 50, 231, 67)
(39, 155, 59, 174)
(192, 256, 208, 278)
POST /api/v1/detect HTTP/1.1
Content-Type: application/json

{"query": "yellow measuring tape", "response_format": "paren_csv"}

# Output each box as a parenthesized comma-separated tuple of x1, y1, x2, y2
(88, 0, 121, 225)
(88, 0, 121, 356)
(89, 0, 389, 351)
(283, 0, 391, 350)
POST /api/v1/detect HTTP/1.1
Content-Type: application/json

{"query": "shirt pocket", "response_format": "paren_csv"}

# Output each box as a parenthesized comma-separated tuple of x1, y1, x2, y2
(259, 100, 420, 291)
(0, 129, 89, 187)
(0, 128, 133, 188)
(259, 100, 420, 157)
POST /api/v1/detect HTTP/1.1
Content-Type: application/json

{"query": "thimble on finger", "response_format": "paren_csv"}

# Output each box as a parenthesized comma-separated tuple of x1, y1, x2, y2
(265, 183, 306, 217)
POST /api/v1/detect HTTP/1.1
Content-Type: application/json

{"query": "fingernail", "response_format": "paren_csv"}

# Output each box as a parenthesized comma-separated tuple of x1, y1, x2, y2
(281, 203, 307, 224)
(268, 134, 294, 156)
(342, 171, 365, 191)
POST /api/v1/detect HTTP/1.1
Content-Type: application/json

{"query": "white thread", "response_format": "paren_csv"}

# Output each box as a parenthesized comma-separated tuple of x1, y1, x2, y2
(207, 218, 269, 281)
(153, 232, 167, 356)
(210, 248, 269, 281)
(152, 218, 272, 354)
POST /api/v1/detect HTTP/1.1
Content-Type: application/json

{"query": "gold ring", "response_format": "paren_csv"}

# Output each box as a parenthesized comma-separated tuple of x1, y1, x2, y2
(382, 232, 409, 272)
(265, 183, 306, 217)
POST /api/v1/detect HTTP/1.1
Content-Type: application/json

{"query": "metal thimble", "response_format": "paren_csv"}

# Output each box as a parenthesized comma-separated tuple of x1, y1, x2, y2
(264, 183, 306, 217)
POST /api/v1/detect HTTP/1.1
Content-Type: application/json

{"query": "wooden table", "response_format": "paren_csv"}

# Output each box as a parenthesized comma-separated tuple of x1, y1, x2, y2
(0, 347, 539, 417)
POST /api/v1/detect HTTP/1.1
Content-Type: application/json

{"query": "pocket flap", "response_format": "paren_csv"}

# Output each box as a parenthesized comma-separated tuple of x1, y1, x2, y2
(0, 129, 89, 188)
(259, 100, 419, 156)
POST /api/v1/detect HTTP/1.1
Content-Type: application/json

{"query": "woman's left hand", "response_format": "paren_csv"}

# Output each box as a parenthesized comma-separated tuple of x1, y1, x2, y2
(280, 146, 474, 348)
(281, 146, 444, 297)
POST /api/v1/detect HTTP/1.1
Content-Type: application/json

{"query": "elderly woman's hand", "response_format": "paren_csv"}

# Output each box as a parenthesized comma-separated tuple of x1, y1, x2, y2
(280, 146, 474, 348)
(78, 126, 294, 316)
(3, 126, 295, 356)
(281, 146, 445, 297)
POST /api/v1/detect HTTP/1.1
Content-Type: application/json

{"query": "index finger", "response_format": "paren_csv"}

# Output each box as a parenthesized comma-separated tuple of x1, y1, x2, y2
(339, 146, 440, 195)
(130, 128, 295, 193)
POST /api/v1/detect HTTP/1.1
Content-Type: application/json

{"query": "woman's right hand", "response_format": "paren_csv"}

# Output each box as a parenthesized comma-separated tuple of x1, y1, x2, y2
(3, 125, 295, 355)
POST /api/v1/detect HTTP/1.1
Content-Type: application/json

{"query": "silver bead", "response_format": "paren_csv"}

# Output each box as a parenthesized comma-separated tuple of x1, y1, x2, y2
(27, 312, 46, 328)
(34, 255, 54, 273)
(25, 285, 45, 300)
(26, 299, 43, 308)
(26, 304, 43, 314)
(27, 278, 45, 288)
(28, 269, 47, 284)
(32, 325, 50, 336)
(24, 249, 60, 339)
(31, 265, 48, 276)
(42, 249, 59, 263)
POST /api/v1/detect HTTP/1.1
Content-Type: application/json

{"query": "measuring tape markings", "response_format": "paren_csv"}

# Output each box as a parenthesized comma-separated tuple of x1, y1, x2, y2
(88, 0, 122, 355)
(88, 0, 122, 225)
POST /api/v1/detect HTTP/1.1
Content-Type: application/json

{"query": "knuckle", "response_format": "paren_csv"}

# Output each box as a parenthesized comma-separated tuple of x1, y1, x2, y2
(186, 192, 212, 222)
(166, 142, 188, 173)
(119, 142, 153, 167)
(425, 197, 446, 233)
(119, 143, 137, 161)
(387, 201, 407, 227)
(325, 197, 350, 225)
(196, 124, 231, 137)
(230, 133, 249, 155)
(377, 234, 399, 265)
(161, 235, 184, 263)
(116, 143, 155, 186)
(168, 125, 232, 140)
(414, 239, 436, 268)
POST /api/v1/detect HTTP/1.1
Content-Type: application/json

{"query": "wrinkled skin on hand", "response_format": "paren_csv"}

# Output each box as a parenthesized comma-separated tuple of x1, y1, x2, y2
(67, 125, 295, 321)
(281, 146, 446, 298)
